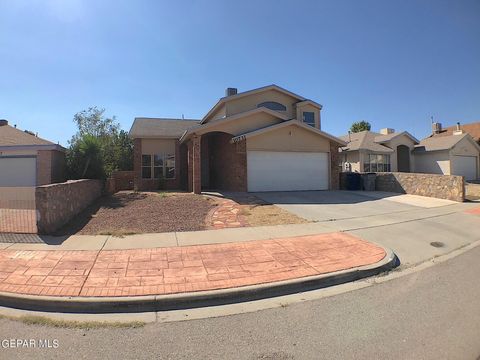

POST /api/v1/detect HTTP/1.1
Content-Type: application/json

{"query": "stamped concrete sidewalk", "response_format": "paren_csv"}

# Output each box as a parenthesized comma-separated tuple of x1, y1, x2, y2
(0, 233, 385, 298)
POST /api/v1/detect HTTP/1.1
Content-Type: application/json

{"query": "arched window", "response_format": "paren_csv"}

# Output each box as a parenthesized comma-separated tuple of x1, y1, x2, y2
(257, 101, 287, 111)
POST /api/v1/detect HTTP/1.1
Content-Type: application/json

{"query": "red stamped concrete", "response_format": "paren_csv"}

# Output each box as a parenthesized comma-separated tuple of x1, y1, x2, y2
(206, 198, 248, 229)
(0, 233, 386, 297)
(465, 207, 480, 215)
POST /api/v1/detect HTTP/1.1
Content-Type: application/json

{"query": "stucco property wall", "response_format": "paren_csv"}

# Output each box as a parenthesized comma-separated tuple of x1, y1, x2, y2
(35, 179, 103, 234)
(375, 172, 464, 202)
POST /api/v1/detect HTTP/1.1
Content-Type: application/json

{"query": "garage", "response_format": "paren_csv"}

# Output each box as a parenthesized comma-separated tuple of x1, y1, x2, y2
(247, 151, 329, 192)
(451, 155, 478, 181)
(0, 156, 37, 187)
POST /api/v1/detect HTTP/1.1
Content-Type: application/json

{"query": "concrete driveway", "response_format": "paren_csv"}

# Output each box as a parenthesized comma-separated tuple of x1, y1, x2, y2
(254, 190, 456, 222)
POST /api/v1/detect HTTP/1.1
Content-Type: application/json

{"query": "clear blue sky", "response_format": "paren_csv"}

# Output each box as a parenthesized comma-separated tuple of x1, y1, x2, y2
(1, 0, 479, 146)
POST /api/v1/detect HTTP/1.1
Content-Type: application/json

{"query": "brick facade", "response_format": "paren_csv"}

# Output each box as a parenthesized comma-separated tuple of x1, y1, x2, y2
(36, 150, 65, 186)
(133, 139, 181, 191)
(329, 142, 341, 190)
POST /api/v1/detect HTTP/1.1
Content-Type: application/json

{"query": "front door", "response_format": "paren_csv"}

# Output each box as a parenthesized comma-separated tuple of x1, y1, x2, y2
(397, 145, 410, 172)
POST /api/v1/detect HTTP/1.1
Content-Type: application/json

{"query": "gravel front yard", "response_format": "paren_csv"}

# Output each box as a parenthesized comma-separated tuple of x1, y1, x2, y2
(56, 191, 217, 235)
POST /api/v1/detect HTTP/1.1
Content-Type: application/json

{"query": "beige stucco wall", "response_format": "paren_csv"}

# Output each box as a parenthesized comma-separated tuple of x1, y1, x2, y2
(225, 89, 296, 119)
(295, 103, 321, 129)
(247, 125, 330, 152)
(0, 149, 38, 156)
(383, 134, 416, 172)
(197, 112, 283, 137)
(414, 151, 451, 175)
(141, 138, 176, 154)
(450, 136, 479, 156)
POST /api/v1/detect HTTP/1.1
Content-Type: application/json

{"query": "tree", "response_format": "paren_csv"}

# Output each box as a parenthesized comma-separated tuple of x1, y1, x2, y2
(66, 107, 133, 180)
(350, 121, 371, 133)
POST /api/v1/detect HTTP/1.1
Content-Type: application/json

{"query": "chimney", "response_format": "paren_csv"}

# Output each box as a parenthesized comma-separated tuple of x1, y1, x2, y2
(432, 122, 442, 135)
(225, 87, 237, 97)
(380, 128, 395, 135)
(0, 119, 8, 126)
(453, 122, 463, 135)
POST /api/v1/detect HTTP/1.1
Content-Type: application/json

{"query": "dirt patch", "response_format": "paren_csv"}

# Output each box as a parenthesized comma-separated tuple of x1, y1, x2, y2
(219, 193, 308, 227)
(240, 204, 308, 227)
(55, 191, 217, 235)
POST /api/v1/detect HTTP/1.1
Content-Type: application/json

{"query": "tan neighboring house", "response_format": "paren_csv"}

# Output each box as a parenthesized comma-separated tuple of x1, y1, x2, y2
(129, 84, 346, 193)
(0, 119, 65, 187)
(414, 122, 480, 181)
(338, 129, 419, 173)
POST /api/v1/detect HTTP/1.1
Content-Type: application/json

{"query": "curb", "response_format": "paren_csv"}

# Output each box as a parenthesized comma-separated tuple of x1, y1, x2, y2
(0, 248, 398, 314)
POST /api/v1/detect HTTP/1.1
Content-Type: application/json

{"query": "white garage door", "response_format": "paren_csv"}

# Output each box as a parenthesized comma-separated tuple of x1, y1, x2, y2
(247, 151, 329, 192)
(0, 156, 37, 187)
(452, 156, 478, 181)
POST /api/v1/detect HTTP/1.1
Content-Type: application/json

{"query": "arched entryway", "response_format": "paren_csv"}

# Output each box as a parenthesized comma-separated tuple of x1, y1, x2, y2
(200, 131, 247, 191)
(397, 145, 410, 172)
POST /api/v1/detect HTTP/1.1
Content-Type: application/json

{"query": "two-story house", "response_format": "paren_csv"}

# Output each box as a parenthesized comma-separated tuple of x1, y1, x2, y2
(129, 84, 346, 193)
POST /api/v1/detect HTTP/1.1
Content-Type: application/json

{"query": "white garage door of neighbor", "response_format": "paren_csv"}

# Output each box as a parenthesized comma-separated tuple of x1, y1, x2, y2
(0, 156, 37, 187)
(452, 155, 477, 181)
(247, 151, 329, 192)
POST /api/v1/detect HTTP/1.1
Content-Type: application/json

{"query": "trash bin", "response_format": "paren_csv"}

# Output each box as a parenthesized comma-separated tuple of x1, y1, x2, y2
(345, 172, 361, 190)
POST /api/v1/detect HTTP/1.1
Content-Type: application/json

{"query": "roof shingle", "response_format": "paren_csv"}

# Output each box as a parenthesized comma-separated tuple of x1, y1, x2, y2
(0, 124, 56, 147)
(129, 118, 200, 138)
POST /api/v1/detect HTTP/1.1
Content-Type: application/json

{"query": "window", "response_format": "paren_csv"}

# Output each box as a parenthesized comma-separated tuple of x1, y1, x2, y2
(302, 112, 315, 127)
(141, 153, 175, 179)
(141, 155, 152, 179)
(257, 101, 287, 111)
(364, 154, 390, 172)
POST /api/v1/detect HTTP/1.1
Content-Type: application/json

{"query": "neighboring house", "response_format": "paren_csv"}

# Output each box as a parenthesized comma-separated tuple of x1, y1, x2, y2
(129, 84, 346, 193)
(0, 119, 65, 187)
(414, 123, 480, 181)
(428, 121, 480, 144)
(338, 129, 419, 173)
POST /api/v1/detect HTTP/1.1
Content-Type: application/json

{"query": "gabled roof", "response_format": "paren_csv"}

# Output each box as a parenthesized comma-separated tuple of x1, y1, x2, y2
(374, 131, 419, 144)
(231, 120, 346, 146)
(339, 131, 394, 153)
(201, 84, 322, 124)
(129, 118, 200, 139)
(0, 123, 58, 147)
(180, 107, 289, 143)
(429, 121, 480, 142)
(414, 133, 480, 153)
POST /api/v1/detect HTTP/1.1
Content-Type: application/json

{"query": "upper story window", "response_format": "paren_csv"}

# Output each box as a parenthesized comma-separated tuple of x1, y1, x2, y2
(257, 101, 287, 112)
(302, 112, 315, 127)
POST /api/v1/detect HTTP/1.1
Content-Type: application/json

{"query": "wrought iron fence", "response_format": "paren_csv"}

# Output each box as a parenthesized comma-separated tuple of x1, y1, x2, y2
(0, 187, 37, 233)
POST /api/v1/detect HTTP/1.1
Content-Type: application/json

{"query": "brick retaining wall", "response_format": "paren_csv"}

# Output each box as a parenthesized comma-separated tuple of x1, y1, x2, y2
(35, 179, 103, 234)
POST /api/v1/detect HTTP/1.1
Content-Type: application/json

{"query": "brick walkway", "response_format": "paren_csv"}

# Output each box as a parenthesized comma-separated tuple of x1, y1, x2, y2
(0, 233, 386, 297)
(206, 198, 248, 229)
(0, 209, 37, 234)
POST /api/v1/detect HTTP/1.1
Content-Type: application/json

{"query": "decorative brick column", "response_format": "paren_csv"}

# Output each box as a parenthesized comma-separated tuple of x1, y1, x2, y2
(330, 142, 341, 190)
(187, 140, 193, 192)
(133, 138, 142, 191)
(192, 135, 201, 194)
